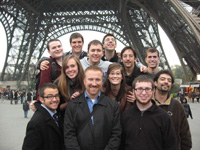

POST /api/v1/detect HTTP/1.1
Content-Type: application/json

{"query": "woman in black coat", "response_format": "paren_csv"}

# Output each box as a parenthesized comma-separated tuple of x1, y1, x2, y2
(182, 97, 193, 119)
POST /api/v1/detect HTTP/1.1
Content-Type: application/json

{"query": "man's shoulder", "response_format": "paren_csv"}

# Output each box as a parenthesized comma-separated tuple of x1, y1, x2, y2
(99, 60, 112, 67)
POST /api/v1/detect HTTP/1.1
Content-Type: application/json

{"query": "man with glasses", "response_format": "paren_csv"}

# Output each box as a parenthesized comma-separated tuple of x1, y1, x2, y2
(23, 83, 64, 150)
(153, 70, 192, 150)
(102, 33, 121, 63)
(120, 75, 176, 150)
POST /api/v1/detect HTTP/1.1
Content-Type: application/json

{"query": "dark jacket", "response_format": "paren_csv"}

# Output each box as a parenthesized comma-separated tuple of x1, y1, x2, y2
(153, 95, 192, 150)
(120, 100, 176, 150)
(64, 93, 121, 150)
(182, 103, 193, 119)
(38, 57, 61, 91)
(23, 102, 29, 111)
(101, 50, 121, 63)
(22, 103, 63, 150)
(123, 65, 146, 86)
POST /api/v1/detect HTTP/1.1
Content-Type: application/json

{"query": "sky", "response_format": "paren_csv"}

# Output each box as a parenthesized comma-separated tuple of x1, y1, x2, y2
(0, 22, 181, 72)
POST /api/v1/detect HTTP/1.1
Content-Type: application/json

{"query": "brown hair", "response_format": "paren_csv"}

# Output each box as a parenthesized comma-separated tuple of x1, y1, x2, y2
(39, 83, 58, 97)
(87, 40, 103, 52)
(103, 63, 126, 101)
(102, 33, 116, 44)
(69, 32, 84, 43)
(121, 46, 137, 58)
(145, 48, 159, 58)
(46, 39, 61, 50)
(56, 55, 85, 100)
(132, 75, 155, 89)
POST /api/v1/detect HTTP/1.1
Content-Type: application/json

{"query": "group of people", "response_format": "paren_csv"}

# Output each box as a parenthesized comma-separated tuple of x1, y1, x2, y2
(22, 32, 192, 150)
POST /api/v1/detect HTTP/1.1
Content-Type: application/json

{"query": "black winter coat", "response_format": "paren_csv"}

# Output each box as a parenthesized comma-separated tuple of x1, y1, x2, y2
(64, 93, 121, 150)
(22, 103, 63, 150)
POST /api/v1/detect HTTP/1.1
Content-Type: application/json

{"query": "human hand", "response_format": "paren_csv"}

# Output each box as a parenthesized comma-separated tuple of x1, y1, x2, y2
(126, 90, 136, 103)
(40, 60, 49, 70)
(140, 65, 148, 73)
(70, 92, 80, 100)
(30, 100, 37, 112)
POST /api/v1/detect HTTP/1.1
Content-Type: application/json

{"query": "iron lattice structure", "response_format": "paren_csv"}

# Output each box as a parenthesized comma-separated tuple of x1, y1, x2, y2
(0, 0, 200, 83)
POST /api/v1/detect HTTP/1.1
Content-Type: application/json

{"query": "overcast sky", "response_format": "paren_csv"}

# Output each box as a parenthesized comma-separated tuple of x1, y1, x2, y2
(0, 23, 181, 72)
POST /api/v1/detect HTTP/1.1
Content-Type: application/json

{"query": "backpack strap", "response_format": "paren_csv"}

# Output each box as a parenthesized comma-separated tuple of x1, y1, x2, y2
(48, 59, 57, 82)
(167, 98, 175, 117)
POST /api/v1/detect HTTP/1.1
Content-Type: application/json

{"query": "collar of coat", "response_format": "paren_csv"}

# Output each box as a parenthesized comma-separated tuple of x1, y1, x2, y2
(152, 93, 172, 106)
(74, 93, 108, 107)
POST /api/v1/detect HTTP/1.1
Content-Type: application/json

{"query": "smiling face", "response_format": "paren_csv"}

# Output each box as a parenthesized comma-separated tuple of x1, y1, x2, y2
(154, 74, 172, 93)
(48, 41, 63, 59)
(40, 88, 60, 113)
(103, 35, 117, 51)
(87, 44, 104, 65)
(108, 69, 122, 85)
(65, 58, 78, 81)
(145, 52, 160, 69)
(121, 49, 137, 69)
(84, 70, 103, 99)
(70, 37, 84, 54)
(134, 81, 153, 105)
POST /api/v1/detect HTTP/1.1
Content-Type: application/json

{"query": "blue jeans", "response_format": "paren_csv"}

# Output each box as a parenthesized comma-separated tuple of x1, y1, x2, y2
(24, 111, 28, 118)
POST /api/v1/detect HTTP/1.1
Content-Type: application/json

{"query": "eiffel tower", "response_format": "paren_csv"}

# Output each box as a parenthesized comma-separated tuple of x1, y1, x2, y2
(0, 0, 200, 84)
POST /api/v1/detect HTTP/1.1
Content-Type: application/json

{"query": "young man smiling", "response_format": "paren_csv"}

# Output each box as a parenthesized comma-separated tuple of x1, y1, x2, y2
(23, 83, 63, 150)
(64, 66, 121, 150)
(153, 70, 192, 150)
(80, 40, 112, 81)
(120, 75, 176, 150)
(145, 48, 161, 78)
(121, 46, 146, 87)
(38, 39, 63, 90)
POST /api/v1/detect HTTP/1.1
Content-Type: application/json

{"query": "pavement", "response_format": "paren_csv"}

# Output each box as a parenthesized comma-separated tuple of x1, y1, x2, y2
(0, 99, 199, 150)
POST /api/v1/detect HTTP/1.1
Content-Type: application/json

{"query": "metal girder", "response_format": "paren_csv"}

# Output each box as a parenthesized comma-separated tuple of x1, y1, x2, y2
(0, 0, 200, 83)
(131, 0, 200, 80)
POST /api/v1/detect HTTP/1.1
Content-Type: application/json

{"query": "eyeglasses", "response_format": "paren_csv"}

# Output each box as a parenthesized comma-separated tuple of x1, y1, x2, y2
(135, 88, 153, 93)
(42, 94, 60, 100)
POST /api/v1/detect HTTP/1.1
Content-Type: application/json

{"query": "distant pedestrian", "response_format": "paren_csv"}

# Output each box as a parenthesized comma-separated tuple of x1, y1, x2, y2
(182, 98, 193, 119)
(191, 91, 196, 103)
(14, 90, 18, 104)
(10, 90, 14, 104)
(196, 92, 199, 103)
(27, 91, 32, 104)
(23, 100, 29, 118)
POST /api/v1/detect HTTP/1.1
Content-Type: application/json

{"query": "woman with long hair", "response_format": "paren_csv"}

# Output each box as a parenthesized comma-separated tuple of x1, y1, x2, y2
(55, 54, 85, 120)
(103, 63, 134, 113)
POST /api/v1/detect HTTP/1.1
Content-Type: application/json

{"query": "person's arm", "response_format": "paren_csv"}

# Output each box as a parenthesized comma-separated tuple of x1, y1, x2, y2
(188, 105, 193, 119)
(22, 120, 43, 150)
(135, 62, 148, 73)
(104, 102, 121, 150)
(38, 63, 52, 90)
(36, 57, 49, 69)
(163, 115, 177, 150)
(178, 103, 192, 149)
(64, 102, 81, 150)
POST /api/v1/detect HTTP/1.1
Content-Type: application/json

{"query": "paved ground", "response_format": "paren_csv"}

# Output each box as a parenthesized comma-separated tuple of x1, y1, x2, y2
(0, 99, 199, 150)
